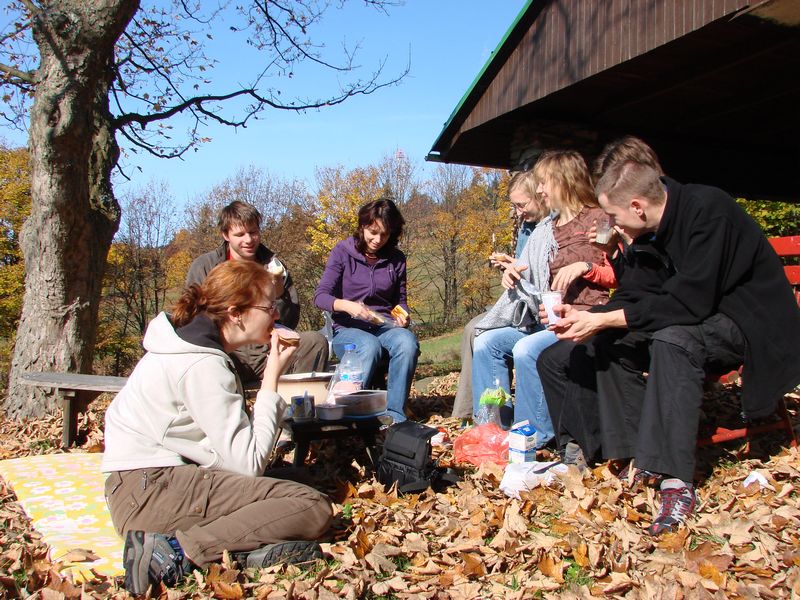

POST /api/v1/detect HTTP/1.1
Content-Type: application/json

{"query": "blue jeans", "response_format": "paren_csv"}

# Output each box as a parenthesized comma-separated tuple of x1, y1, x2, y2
(512, 328, 557, 447)
(472, 326, 556, 447)
(332, 325, 419, 423)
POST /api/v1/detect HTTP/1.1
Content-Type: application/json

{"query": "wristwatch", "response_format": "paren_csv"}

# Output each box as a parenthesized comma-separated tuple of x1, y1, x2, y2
(584, 261, 593, 275)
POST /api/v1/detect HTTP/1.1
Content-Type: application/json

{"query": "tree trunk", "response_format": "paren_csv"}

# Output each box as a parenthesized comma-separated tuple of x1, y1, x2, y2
(4, 1, 139, 418)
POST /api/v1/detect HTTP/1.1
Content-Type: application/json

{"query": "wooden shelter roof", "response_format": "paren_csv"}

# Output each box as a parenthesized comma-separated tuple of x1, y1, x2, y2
(428, 0, 800, 200)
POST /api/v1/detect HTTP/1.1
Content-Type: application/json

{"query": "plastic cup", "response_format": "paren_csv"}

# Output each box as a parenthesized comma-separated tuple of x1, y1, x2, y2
(595, 219, 612, 245)
(540, 291, 562, 325)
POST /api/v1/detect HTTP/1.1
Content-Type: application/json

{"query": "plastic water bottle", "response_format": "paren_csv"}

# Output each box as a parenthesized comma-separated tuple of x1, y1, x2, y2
(474, 378, 507, 427)
(336, 343, 364, 395)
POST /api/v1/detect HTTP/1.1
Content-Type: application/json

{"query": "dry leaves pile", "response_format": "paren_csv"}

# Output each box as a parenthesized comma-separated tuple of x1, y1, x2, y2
(1, 380, 799, 599)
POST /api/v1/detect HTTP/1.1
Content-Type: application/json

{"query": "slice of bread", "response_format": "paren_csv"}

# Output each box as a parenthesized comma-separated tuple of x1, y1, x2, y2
(274, 325, 300, 346)
(390, 305, 408, 320)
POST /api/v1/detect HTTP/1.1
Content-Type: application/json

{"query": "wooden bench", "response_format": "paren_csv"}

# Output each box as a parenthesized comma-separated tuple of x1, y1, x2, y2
(20, 372, 127, 448)
(20, 372, 262, 449)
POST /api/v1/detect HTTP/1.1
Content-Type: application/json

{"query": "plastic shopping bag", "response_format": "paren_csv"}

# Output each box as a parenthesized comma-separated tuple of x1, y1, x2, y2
(453, 423, 509, 466)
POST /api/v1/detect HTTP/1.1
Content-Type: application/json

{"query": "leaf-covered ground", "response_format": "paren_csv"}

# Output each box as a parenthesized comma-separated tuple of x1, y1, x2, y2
(1, 375, 799, 599)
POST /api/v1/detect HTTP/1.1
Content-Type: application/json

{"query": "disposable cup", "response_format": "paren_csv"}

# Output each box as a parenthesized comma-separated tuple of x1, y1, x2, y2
(540, 291, 562, 325)
(595, 219, 612, 245)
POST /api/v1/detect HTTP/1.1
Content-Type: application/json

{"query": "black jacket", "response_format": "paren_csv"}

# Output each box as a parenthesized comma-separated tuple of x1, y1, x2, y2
(621, 177, 800, 417)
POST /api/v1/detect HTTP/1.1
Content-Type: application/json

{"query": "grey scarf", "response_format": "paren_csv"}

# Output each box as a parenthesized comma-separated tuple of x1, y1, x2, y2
(475, 215, 558, 336)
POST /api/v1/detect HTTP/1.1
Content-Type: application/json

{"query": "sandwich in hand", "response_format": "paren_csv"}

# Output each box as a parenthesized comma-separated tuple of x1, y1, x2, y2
(390, 305, 408, 321)
(273, 324, 300, 347)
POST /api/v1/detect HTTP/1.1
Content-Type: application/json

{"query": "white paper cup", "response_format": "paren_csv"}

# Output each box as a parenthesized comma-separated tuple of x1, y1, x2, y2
(595, 219, 612, 245)
(540, 291, 562, 325)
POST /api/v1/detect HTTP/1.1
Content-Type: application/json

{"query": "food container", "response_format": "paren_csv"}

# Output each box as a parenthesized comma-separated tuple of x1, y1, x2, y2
(316, 403, 346, 421)
(334, 389, 387, 416)
(291, 394, 315, 421)
(277, 372, 333, 403)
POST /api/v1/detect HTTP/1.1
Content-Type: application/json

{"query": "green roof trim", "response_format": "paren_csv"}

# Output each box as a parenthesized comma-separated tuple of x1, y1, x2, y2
(427, 0, 536, 161)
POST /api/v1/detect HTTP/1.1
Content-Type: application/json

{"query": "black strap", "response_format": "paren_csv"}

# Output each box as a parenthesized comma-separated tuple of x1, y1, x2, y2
(396, 467, 461, 495)
(398, 479, 434, 494)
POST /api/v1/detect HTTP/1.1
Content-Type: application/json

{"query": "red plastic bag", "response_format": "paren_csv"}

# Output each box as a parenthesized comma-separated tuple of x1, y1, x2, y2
(454, 423, 509, 466)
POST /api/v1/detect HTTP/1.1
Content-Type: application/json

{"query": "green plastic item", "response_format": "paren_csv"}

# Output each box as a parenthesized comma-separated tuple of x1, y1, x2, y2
(478, 386, 511, 407)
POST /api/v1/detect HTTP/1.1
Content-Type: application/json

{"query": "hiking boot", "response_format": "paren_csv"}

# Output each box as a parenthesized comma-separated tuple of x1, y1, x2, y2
(617, 461, 665, 491)
(233, 540, 323, 569)
(123, 531, 193, 595)
(648, 480, 696, 536)
(562, 442, 588, 472)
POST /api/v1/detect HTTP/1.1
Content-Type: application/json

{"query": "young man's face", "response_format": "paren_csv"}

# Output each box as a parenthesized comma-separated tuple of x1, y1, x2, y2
(223, 221, 261, 261)
(598, 193, 649, 239)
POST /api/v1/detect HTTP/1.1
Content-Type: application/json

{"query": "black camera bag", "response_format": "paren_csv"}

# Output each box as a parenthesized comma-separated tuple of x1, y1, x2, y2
(376, 421, 459, 494)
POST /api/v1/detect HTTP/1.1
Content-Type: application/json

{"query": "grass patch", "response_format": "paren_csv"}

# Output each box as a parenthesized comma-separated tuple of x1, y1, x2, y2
(391, 555, 411, 571)
(414, 360, 460, 379)
(418, 331, 462, 364)
(563, 560, 593, 587)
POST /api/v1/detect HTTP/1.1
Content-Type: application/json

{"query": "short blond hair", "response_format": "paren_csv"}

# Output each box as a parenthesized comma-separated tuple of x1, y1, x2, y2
(508, 169, 546, 219)
(595, 161, 665, 207)
(593, 136, 663, 183)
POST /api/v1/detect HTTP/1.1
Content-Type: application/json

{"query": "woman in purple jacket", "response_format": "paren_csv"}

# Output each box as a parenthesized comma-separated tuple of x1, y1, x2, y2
(314, 198, 419, 423)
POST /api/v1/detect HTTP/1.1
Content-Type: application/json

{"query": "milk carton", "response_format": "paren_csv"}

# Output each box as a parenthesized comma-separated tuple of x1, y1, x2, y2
(508, 422, 537, 463)
(509, 448, 538, 463)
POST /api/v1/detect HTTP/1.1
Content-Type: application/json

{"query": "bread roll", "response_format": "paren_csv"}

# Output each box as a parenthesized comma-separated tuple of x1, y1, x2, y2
(390, 305, 408, 320)
(274, 325, 300, 347)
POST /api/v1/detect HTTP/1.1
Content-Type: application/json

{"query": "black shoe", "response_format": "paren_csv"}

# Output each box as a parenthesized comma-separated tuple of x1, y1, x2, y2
(123, 531, 192, 595)
(233, 540, 323, 569)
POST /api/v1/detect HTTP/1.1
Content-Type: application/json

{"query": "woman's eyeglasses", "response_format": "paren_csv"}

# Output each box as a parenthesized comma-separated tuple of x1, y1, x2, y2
(251, 303, 277, 313)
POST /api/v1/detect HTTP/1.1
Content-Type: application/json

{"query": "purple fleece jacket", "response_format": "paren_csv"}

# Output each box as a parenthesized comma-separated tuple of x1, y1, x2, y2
(314, 236, 409, 331)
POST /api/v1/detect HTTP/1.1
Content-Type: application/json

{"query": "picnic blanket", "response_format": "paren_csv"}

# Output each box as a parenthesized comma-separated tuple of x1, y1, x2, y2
(0, 452, 123, 581)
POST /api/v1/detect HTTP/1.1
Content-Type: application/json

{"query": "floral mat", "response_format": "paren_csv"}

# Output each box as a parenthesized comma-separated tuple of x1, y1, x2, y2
(0, 452, 123, 581)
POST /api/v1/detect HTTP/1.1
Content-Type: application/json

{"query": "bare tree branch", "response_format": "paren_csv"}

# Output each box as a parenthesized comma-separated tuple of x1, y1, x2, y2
(0, 62, 35, 83)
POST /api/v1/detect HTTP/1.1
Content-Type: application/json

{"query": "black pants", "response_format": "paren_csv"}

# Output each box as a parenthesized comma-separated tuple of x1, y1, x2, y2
(538, 313, 745, 483)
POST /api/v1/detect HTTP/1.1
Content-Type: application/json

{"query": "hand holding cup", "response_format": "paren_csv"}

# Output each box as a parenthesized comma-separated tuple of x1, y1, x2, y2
(539, 291, 563, 325)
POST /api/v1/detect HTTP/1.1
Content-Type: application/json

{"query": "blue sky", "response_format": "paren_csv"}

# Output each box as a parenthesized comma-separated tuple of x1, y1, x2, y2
(4, 1, 527, 204)
(131, 1, 528, 204)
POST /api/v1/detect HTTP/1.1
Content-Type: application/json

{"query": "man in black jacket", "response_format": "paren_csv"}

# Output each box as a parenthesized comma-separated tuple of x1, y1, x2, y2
(543, 155, 800, 535)
(186, 201, 328, 382)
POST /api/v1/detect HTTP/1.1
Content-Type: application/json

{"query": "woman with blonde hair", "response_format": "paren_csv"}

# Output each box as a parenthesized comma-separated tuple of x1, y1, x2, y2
(472, 150, 611, 448)
(450, 168, 547, 419)
(102, 260, 332, 595)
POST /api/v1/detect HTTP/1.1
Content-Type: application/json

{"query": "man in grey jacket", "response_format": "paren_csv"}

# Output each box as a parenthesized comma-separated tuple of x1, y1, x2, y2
(186, 201, 328, 382)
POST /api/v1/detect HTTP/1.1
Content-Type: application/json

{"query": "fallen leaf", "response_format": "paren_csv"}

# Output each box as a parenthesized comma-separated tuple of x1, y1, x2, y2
(57, 548, 100, 563)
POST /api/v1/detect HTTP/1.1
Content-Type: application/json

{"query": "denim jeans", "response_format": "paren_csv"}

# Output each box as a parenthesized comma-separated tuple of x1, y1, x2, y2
(472, 326, 525, 412)
(472, 325, 556, 447)
(511, 328, 557, 447)
(332, 325, 419, 423)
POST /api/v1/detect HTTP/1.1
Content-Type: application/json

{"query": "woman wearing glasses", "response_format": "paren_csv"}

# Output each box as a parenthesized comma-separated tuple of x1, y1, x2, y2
(102, 260, 332, 595)
(472, 150, 612, 450)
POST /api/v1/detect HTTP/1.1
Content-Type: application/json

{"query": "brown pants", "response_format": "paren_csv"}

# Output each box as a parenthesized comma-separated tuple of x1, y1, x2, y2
(104, 465, 332, 566)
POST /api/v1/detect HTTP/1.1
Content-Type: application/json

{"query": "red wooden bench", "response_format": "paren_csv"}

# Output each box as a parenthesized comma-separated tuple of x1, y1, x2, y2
(697, 235, 799, 448)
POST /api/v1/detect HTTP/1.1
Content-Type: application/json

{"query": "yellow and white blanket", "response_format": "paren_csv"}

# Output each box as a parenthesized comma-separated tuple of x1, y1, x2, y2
(0, 452, 123, 581)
